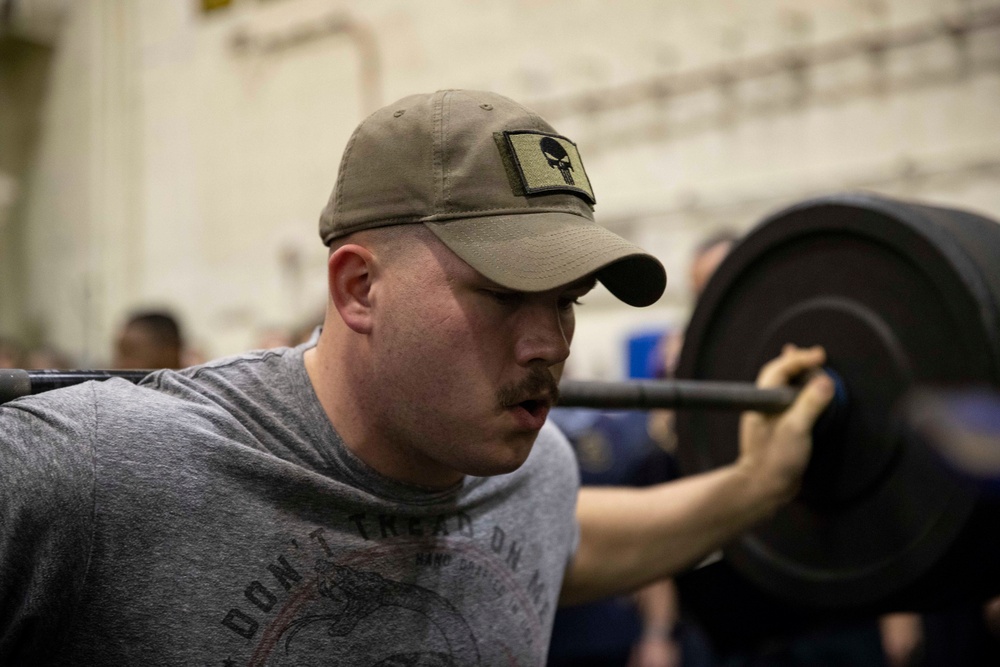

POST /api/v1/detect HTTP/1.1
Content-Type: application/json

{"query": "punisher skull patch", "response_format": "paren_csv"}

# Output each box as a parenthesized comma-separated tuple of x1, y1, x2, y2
(495, 130, 596, 205)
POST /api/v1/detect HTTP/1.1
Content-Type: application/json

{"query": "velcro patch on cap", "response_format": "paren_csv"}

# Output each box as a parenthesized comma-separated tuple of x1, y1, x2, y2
(496, 130, 596, 205)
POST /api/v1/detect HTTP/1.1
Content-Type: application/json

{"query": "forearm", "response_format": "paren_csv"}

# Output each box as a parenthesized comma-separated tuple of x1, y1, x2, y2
(634, 578, 679, 636)
(560, 464, 785, 605)
(558, 346, 832, 606)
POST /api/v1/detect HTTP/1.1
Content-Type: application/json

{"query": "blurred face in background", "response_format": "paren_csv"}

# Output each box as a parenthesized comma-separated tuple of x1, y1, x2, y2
(113, 322, 182, 369)
(690, 240, 733, 297)
(0, 341, 23, 369)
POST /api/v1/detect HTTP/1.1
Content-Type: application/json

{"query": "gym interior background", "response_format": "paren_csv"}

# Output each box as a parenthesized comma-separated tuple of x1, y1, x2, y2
(1, 0, 998, 377)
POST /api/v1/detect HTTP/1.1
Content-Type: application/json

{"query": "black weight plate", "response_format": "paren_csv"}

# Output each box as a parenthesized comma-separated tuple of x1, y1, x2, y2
(675, 192, 1000, 609)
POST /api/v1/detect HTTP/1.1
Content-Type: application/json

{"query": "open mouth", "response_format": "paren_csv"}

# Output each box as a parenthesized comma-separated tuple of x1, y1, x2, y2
(512, 396, 554, 429)
(498, 372, 559, 429)
(519, 398, 547, 416)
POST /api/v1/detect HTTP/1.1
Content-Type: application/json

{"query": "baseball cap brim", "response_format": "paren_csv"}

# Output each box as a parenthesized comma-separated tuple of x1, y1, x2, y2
(424, 211, 667, 307)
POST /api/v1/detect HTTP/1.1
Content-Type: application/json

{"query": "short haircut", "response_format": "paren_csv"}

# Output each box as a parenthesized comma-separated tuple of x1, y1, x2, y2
(126, 311, 184, 349)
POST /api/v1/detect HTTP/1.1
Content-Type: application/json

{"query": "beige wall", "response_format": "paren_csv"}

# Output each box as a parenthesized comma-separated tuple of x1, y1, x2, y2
(5, 0, 1000, 374)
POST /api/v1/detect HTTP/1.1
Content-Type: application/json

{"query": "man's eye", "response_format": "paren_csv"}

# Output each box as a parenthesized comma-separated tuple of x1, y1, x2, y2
(484, 289, 520, 304)
(559, 296, 584, 310)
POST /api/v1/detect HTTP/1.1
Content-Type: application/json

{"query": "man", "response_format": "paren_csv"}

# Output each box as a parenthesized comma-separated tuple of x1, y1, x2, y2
(111, 309, 186, 370)
(653, 229, 741, 393)
(0, 90, 831, 665)
(689, 230, 738, 298)
(0, 336, 24, 369)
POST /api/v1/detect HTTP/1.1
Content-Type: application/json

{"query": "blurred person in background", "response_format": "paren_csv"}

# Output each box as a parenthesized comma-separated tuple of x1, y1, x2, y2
(689, 231, 738, 299)
(111, 309, 186, 370)
(544, 231, 742, 667)
(291, 307, 326, 346)
(253, 309, 325, 352)
(253, 325, 295, 351)
(24, 344, 75, 370)
(0, 337, 25, 369)
(673, 231, 927, 666)
(647, 229, 740, 454)
(547, 403, 690, 667)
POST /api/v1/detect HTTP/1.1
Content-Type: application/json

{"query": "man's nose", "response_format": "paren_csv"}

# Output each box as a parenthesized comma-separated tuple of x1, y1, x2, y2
(513, 302, 571, 367)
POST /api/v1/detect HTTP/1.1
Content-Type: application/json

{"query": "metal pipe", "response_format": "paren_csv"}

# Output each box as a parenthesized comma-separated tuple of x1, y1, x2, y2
(530, 5, 1000, 121)
(1, 370, 808, 414)
(230, 12, 383, 115)
(0, 369, 151, 403)
(557, 379, 798, 413)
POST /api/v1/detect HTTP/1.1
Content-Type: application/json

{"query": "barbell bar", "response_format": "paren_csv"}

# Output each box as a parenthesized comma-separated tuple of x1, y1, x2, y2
(0, 368, 807, 412)
(559, 378, 798, 412)
(0, 369, 151, 403)
(560, 367, 850, 414)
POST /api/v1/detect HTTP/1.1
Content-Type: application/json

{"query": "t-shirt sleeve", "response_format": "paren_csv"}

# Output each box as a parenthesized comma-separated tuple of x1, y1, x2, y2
(0, 387, 97, 661)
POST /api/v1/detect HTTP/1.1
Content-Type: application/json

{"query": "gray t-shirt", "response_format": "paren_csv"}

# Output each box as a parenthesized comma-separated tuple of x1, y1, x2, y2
(0, 345, 580, 665)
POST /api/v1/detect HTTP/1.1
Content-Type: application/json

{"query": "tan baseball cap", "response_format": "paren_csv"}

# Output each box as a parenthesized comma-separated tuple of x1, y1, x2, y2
(319, 89, 666, 307)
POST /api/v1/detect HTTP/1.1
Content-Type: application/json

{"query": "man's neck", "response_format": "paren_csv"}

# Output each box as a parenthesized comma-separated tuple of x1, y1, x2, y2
(302, 344, 465, 490)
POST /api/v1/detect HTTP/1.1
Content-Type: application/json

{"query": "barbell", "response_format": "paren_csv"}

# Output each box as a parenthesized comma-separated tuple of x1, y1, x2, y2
(570, 192, 1000, 619)
(1, 192, 999, 621)
(671, 192, 1000, 614)
(1, 370, 808, 411)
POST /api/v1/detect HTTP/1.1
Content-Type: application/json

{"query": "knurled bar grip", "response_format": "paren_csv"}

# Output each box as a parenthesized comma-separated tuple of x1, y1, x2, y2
(557, 379, 799, 413)
(0, 370, 152, 404)
(0, 370, 30, 404)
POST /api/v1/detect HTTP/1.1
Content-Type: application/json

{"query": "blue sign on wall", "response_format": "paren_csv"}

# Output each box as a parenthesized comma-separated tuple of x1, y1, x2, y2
(626, 329, 669, 379)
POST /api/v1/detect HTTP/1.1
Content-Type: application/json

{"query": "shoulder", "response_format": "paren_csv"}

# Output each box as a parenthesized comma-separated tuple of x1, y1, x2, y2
(0, 380, 105, 448)
(140, 345, 307, 406)
(0, 383, 102, 542)
(0, 378, 152, 480)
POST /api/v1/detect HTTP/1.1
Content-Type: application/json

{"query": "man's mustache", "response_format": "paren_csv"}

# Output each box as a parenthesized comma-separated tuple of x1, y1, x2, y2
(496, 368, 560, 408)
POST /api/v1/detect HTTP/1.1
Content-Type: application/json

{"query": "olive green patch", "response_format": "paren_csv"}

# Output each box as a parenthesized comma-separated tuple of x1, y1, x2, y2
(496, 130, 596, 205)
(493, 133, 527, 197)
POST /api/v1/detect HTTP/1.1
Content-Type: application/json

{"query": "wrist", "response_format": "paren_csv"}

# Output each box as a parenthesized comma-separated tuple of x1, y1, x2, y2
(641, 622, 678, 642)
(732, 457, 798, 515)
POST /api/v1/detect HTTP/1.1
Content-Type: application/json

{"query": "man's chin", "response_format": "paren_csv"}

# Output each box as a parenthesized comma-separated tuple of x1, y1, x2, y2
(461, 435, 538, 477)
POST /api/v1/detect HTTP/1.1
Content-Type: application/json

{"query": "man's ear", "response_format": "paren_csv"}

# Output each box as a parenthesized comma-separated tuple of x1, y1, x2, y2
(328, 244, 377, 334)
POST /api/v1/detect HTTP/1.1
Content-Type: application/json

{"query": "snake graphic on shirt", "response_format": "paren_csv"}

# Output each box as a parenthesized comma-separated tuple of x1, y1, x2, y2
(277, 560, 482, 665)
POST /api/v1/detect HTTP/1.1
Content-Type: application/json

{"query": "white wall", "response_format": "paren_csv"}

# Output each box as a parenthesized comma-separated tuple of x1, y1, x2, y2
(10, 0, 1000, 373)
